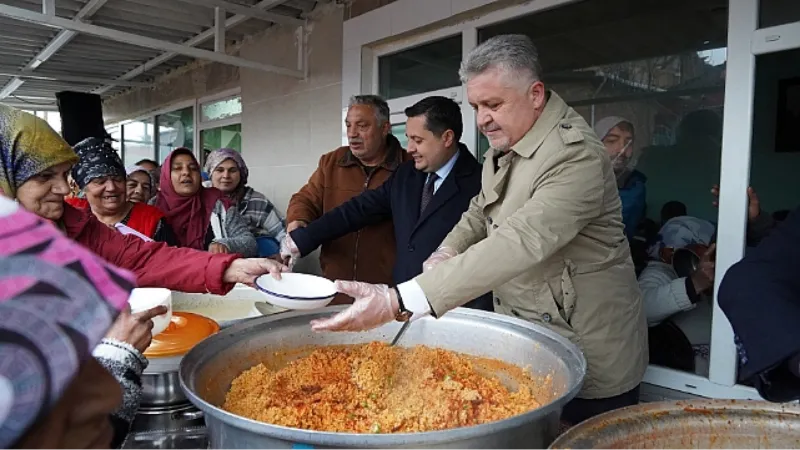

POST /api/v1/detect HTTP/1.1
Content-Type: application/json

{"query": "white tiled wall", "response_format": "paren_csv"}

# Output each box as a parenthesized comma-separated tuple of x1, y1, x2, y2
(239, 6, 345, 274)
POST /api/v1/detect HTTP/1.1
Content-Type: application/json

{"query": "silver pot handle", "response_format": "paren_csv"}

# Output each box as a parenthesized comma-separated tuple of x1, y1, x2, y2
(171, 409, 205, 421)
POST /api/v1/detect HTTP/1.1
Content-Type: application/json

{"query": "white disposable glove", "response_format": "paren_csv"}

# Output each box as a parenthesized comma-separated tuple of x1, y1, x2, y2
(280, 234, 301, 269)
(422, 246, 458, 272)
(310, 280, 398, 332)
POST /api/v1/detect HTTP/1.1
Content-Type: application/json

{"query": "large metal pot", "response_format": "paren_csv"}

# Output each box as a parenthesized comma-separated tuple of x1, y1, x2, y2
(549, 399, 800, 448)
(180, 307, 586, 449)
(141, 369, 186, 406)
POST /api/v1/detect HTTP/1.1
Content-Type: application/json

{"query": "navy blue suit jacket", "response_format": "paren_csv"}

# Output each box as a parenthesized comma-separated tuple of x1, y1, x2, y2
(291, 144, 492, 310)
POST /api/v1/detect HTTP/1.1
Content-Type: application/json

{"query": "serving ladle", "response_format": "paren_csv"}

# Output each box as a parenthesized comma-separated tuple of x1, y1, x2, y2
(390, 321, 411, 346)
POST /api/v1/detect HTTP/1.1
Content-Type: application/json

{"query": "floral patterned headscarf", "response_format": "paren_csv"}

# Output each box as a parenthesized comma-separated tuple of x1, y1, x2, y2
(0, 104, 77, 198)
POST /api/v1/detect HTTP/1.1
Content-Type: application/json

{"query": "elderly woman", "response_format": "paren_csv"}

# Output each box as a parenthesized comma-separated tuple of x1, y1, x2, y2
(126, 164, 156, 203)
(594, 116, 647, 239)
(154, 148, 258, 256)
(205, 148, 287, 256)
(0, 195, 134, 448)
(68, 137, 177, 244)
(0, 104, 285, 296)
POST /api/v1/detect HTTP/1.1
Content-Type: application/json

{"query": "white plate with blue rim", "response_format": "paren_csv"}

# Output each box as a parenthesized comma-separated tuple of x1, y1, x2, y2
(254, 272, 337, 310)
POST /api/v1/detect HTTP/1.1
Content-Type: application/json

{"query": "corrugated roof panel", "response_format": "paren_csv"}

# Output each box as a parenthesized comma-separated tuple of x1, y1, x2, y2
(0, 0, 324, 101)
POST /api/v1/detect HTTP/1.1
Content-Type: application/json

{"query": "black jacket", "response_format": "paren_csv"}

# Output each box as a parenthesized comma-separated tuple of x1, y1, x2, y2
(719, 205, 800, 402)
(292, 144, 492, 310)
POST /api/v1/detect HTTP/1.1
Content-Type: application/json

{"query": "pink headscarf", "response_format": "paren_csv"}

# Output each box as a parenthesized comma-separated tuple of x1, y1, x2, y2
(154, 148, 230, 249)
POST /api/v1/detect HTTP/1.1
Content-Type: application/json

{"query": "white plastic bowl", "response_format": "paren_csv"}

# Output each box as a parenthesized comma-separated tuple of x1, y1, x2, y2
(128, 287, 173, 336)
(254, 273, 336, 310)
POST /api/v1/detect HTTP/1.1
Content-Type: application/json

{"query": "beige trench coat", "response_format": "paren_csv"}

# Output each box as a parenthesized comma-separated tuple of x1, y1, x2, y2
(415, 91, 648, 399)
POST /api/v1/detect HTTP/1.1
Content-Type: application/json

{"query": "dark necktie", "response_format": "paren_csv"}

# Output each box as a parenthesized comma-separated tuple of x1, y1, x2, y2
(420, 173, 439, 215)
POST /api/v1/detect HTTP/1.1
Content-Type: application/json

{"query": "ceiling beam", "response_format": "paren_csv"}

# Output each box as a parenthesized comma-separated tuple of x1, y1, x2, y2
(93, 0, 293, 95)
(0, 101, 58, 110)
(0, 4, 304, 79)
(214, 7, 225, 52)
(171, 0, 302, 27)
(0, 0, 111, 100)
(0, 71, 151, 87)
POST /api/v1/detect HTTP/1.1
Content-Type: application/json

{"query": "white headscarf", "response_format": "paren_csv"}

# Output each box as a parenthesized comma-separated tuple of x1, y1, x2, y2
(594, 116, 640, 186)
(647, 216, 716, 260)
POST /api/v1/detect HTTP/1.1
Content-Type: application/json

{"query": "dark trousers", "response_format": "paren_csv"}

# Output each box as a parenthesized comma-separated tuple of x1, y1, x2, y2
(560, 385, 640, 425)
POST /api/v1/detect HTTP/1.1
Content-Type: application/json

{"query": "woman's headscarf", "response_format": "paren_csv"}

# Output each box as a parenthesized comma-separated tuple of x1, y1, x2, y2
(126, 164, 157, 197)
(647, 216, 716, 260)
(204, 148, 249, 196)
(0, 196, 133, 447)
(0, 104, 77, 198)
(154, 148, 229, 249)
(71, 137, 126, 190)
(594, 116, 641, 186)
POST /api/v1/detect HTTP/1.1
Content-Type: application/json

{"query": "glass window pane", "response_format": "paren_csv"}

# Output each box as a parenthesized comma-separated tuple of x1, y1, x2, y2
(201, 96, 242, 122)
(43, 111, 61, 135)
(157, 107, 194, 163)
(390, 123, 408, 150)
(477, 0, 728, 378)
(200, 123, 242, 166)
(751, 48, 800, 220)
(378, 35, 462, 99)
(759, 0, 800, 28)
(122, 119, 155, 167)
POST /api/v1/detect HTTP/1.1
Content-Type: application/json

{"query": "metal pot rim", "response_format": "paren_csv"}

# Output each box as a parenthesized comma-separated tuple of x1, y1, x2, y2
(179, 307, 587, 446)
(549, 399, 800, 449)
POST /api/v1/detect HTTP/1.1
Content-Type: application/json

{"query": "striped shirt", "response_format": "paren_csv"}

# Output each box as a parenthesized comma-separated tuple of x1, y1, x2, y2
(239, 186, 287, 242)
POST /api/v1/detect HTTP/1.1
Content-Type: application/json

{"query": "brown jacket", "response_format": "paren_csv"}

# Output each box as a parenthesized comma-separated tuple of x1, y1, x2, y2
(288, 135, 409, 304)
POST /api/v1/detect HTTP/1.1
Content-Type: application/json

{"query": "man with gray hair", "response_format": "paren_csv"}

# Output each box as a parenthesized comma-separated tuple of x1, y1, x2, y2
(287, 94, 409, 305)
(307, 35, 648, 425)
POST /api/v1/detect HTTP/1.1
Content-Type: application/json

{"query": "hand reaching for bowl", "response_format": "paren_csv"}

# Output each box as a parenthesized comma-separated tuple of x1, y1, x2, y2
(310, 281, 399, 332)
(280, 234, 300, 269)
(105, 304, 169, 353)
(223, 258, 289, 286)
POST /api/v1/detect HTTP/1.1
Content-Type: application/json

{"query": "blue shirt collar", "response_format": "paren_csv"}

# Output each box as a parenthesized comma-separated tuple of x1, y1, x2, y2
(431, 148, 459, 182)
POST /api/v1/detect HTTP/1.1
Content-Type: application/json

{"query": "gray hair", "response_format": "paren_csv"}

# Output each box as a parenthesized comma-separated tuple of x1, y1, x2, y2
(459, 34, 543, 86)
(348, 94, 390, 126)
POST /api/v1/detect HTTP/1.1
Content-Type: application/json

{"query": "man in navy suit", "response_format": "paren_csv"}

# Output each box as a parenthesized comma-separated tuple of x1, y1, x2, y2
(281, 96, 492, 310)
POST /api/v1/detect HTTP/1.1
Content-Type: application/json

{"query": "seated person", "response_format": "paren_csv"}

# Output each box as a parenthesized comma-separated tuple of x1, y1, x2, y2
(719, 206, 800, 402)
(153, 148, 258, 256)
(126, 164, 156, 203)
(594, 116, 646, 239)
(205, 148, 287, 257)
(640, 216, 716, 375)
(642, 186, 776, 375)
(67, 137, 177, 244)
(281, 96, 492, 310)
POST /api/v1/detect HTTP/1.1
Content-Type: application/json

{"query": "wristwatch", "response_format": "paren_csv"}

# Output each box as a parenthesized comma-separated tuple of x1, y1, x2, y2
(394, 287, 413, 322)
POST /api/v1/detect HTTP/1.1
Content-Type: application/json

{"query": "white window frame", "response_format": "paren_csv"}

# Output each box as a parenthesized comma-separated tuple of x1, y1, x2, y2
(197, 87, 243, 162)
(343, 0, 800, 400)
(107, 87, 242, 164)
